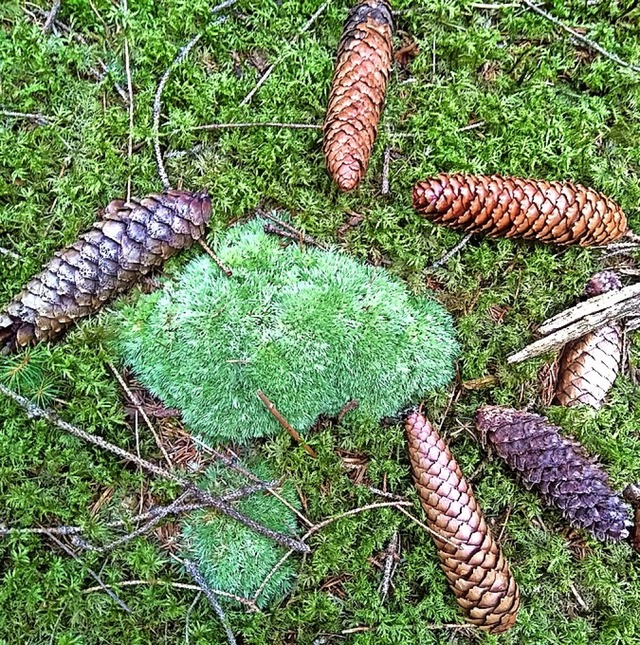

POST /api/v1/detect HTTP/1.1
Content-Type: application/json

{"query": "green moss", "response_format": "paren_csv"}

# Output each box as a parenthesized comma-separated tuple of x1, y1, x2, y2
(180, 461, 300, 608)
(114, 220, 458, 443)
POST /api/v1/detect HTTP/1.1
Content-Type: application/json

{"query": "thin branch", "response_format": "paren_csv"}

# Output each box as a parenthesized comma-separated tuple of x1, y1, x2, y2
(0, 110, 50, 126)
(428, 233, 473, 270)
(259, 210, 327, 249)
(257, 390, 317, 458)
(0, 383, 309, 553)
(0, 246, 21, 260)
(193, 121, 322, 131)
(42, 0, 62, 33)
(107, 362, 174, 468)
(211, 0, 241, 13)
(520, 0, 640, 73)
(183, 560, 237, 645)
(0, 524, 82, 537)
(197, 239, 233, 276)
(381, 146, 391, 196)
(153, 33, 202, 189)
(379, 530, 399, 600)
(240, 2, 329, 106)
(47, 533, 132, 613)
(122, 0, 134, 202)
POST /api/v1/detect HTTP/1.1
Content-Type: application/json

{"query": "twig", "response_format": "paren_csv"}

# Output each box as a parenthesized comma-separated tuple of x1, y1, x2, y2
(197, 239, 233, 277)
(257, 390, 317, 458)
(457, 120, 485, 132)
(0, 383, 309, 553)
(47, 533, 132, 613)
(107, 362, 174, 468)
(379, 531, 399, 600)
(520, 0, 640, 73)
(193, 438, 314, 528)
(0, 246, 21, 260)
(122, 0, 134, 202)
(0, 110, 50, 126)
(42, 0, 62, 33)
(263, 223, 325, 248)
(259, 210, 326, 249)
(381, 146, 391, 196)
(211, 0, 241, 13)
(336, 399, 359, 424)
(240, 2, 329, 106)
(153, 33, 202, 189)
(427, 233, 473, 271)
(193, 122, 322, 131)
(0, 524, 82, 537)
(537, 282, 640, 336)
(183, 560, 237, 645)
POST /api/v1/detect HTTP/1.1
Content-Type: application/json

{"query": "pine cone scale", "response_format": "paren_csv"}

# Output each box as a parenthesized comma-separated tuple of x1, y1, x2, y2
(0, 190, 211, 352)
(406, 410, 520, 633)
(413, 174, 627, 246)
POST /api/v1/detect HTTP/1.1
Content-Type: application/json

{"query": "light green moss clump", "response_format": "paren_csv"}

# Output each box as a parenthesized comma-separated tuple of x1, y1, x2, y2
(115, 220, 457, 443)
(180, 462, 300, 608)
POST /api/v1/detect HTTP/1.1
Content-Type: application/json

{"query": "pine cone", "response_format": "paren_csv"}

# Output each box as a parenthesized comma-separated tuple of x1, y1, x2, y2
(556, 271, 623, 409)
(0, 190, 211, 352)
(323, 0, 393, 191)
(413, 174, 628, 246)
(406, 410, 520, 634)
(476, 405, 632, 541)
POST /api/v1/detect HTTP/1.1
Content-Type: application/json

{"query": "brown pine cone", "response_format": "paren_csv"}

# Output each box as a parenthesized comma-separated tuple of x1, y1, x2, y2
(323, 0, 393, 191)
(0, 190, 211, 353)
(476, 406, 632, 542)
(406, 409, 520, 634)
(555, 271, 623, 409)
(413, 174, 628, 246)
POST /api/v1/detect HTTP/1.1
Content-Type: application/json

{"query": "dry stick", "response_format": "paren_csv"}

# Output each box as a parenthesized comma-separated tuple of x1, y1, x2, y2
(427, 233, 473, 271)
(197, 239, 233, 277)
(240, 1, 329, 106)
(257, 390, 318, 458)
(122, 0, 134, 202)
(83, 579, 258, 610)
(263, 223, 323, 247)
(193, 122, 322, 131)
(520, 0, 640, 73)
(259, 210, 327, 249)
(211, 0, 241, 13)
(192, 436, 315, 529)
(536, 282, 640, 336)
(381, 146, 391, 196)
(0, 383, 309, 553)
(379, 530, 398, 600)
(508, 295, 640, 364)
(0, 110, 50, 126)
(183, 560, 237, 645)
(2, 482, 276, 541)
(47, 533, 132, 613)
(42, 0, 62, 33)
(153, 33, 202, 189)
(253, 500, 412, 604)
(107, 362, 174, 468)
(0, 246, 21, 260)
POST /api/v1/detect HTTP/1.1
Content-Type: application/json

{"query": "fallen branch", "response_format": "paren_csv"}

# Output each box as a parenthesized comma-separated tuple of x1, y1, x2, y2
(0, 110, 50, 126)
(197, 239, 233, 277)
(257, 389, 317, 458)
(42, 0, 62, 34)
(520, 0, 640, 73)
(259, 210, 326, 249)
(153, 33, 202, 189)
(508, 296, 640, 364)
(0, 246, 21, 260)
(107, 362, 174, 467)
(381, 146, 391, 195)
(240, 2, 328, 106)
(122, 0, 134, 201)
(193, 121, 322, 131)
(47, 533, 132, 613)
(0, 383, 309, 553)
(536, 282, 640, 336)
(379, 530, 399, 600)
(183, 559, 237, 645)
(427, 233, 473, 271)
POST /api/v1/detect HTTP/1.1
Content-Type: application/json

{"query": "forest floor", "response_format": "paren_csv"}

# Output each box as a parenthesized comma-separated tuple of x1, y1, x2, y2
(2, 0, 640, 643)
